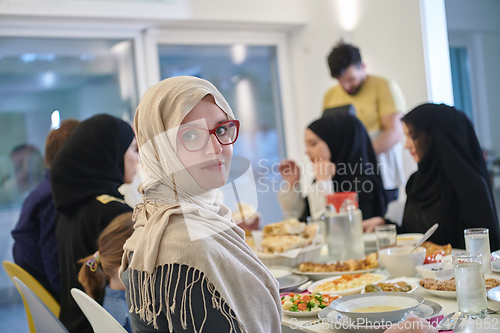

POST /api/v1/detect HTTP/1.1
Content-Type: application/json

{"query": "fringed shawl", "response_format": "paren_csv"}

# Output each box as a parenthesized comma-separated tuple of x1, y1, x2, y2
(120, 76, 282, 333)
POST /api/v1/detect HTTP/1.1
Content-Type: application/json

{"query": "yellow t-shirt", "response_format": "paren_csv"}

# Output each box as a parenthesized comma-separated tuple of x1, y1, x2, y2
(322, 75, 406, 132)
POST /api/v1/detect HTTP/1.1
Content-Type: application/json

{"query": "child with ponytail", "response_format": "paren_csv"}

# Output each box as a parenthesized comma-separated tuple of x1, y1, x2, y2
(78, 212, 134, 333)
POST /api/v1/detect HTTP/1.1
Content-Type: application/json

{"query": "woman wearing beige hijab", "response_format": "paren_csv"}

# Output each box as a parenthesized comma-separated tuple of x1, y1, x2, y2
(120, 76, 282, 333)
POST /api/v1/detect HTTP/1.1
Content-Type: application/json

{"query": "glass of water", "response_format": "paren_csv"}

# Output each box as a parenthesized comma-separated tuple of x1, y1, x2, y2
(452, 252, 488, 319)
(465, 228, 492, 275)
(375, 225, 397, 251)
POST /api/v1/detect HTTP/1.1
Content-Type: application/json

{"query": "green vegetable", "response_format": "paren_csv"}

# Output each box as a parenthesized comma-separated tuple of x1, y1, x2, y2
(291, 304, 298, 312)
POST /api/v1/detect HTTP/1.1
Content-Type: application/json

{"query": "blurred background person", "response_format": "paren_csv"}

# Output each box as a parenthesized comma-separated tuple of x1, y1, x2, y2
(11, 119, 80, 301)
(363, 104, 500, 250)
(324, 41, 406, 203)
(10, 144, 46, 198)
(78, 212, 134, 333)
(51, 114, 137, 333)
(278, 114, 387, 222)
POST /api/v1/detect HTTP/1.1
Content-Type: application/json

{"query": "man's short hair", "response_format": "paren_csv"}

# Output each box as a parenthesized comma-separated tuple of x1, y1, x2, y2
(45, 119, 80, 167)
(327, 41, 362, 78)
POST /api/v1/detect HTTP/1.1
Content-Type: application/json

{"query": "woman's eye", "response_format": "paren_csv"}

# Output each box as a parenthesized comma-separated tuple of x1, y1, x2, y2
(216, 126, 227, 136)
(182, 130, 199, 141)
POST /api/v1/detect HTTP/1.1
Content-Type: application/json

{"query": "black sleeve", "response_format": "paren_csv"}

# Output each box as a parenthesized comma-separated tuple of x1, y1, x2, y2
(125, 264, 241, 333)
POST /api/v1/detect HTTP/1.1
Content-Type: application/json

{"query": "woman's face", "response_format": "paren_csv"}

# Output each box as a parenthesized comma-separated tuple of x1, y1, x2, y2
(304, 129, 331, 162)
(403, 122, 420, 163)
(176, 95, 233, 190)
(124, 138, 139, 183)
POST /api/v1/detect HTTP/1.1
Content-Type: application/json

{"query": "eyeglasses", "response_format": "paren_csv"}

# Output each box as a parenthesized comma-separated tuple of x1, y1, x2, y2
(177, 120, 240, 152)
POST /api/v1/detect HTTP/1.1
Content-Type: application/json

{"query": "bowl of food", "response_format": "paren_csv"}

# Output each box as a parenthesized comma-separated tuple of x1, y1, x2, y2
(328, 292, 424, 323)
(415, 262, 454, 279)
(379, 246, 426, 277)
(281, 292, 341, 317)
(396, 233, 424, 247)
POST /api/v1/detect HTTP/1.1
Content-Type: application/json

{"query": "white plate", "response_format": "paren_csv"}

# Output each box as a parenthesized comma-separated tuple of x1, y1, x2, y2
(283, 309, 322, 318)
(268, 266, 293, 279)
(318, 300, 442, 333)
(420, 274, 500, 299)
(420, 288, 456, 299)
(293, 267, 379, 280)
(360, 277, 419, 294)
(278, 274, 309, 292)
(308, 273, 387, 296)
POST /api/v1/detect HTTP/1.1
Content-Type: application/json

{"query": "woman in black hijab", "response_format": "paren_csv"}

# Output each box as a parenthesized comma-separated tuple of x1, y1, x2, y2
(363, 103, 500, 250)
(51, 114, 138, 333)
(278, 114, 387, 221)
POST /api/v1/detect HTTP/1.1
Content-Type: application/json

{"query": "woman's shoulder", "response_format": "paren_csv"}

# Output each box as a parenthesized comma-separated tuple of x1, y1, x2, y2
(78, 196, 132, 223)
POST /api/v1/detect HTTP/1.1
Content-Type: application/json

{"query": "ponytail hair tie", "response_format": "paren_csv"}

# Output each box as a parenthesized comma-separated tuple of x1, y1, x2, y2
(86, 251, 101, 272)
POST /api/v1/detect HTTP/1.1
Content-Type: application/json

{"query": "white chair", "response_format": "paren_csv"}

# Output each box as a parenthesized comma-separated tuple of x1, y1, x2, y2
(13, 277, 69, 333)
(70, 288, 128, 333)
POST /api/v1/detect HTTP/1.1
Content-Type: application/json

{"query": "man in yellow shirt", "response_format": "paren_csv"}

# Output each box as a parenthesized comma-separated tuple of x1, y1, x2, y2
(323, 41, 406, 203)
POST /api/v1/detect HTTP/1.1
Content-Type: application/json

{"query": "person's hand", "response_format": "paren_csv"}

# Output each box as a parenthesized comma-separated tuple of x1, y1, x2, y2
(362, 217, 385, 233)
(278, 159, 300, 186)
(384, 317, 438, 333)
(313, 159, 336, 182)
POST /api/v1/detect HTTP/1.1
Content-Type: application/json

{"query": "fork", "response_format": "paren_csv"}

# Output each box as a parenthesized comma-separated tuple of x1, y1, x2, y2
(437, 312, 463, 331)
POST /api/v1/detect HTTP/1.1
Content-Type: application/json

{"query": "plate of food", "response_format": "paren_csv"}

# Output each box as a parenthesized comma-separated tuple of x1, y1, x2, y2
(308, 273, 387, 296)
(421, 241, 452, 264)
(281, 292, 341, 317)
(251, 219, 324, 267)
(361, 277, 419, 294)
(419, 277, 500, 298)
(293, 253, 379, 280)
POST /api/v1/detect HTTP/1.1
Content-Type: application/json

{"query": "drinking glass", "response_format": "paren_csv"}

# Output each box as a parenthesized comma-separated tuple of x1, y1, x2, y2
(375, 225, 397, 251)
(452, 252, 488, 319)
(465, 228, 492, 275)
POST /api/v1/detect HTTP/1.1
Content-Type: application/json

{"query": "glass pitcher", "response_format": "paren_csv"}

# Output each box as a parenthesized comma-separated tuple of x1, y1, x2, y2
(324, 192, 365, 261)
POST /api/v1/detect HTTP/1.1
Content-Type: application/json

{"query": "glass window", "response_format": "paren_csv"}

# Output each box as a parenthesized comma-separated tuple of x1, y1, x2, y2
(0, 36, 138, 301)
(158, 44, 285, 224)
(449, 47, 474, 122)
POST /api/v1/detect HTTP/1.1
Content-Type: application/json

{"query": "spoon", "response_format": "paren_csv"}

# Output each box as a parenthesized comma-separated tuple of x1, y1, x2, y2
(410, 223, 439, 253)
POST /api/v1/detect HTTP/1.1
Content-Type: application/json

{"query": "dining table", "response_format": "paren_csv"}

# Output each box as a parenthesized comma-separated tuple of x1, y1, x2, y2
(280, 238, 500, 333)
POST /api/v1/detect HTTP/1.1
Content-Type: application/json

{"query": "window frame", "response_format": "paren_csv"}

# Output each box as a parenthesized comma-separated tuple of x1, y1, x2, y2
(144, 28, 298, 161)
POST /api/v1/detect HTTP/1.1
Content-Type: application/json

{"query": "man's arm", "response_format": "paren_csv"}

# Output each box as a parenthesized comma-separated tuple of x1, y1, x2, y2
(372, 112, 403, 155)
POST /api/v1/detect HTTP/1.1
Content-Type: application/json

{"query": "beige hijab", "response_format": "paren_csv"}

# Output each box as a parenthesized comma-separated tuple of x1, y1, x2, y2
(121, 76, 282, 333)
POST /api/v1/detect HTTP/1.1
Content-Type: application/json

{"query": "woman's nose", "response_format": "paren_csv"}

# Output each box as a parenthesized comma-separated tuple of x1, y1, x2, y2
(205, 134, 223, 155)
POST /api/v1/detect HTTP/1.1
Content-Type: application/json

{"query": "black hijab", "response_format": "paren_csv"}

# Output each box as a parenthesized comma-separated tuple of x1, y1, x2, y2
(50, 114, 135, 214)
(306, 114, 387, 219)
(401, 103, 500, 249)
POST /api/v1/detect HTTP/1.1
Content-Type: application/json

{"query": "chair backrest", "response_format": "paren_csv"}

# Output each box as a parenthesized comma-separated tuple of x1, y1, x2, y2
(13, 277, 69, 333)
(71, 288, 128, 333)
(3, 260, 60, 333)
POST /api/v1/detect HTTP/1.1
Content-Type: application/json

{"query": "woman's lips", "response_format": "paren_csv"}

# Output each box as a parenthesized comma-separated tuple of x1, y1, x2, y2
(201, 160, 224, 170)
